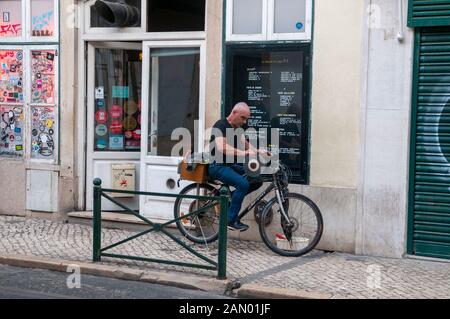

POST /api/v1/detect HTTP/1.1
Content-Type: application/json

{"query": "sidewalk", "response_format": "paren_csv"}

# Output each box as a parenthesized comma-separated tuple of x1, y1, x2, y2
(0, 215, 449, 299)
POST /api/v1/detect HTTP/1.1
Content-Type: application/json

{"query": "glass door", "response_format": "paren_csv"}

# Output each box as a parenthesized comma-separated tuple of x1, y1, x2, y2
(140, 41, 205, 219)
(86, 41, 142, 211)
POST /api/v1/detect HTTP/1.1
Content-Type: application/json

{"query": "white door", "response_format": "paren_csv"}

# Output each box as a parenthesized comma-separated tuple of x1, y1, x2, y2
(140, 41, 206, 220)
(86, 42, 143, 211)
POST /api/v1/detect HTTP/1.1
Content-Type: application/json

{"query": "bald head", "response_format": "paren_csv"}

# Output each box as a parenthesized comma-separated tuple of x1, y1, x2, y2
(232, 102, 250, 114)
(227, 102, 251, 128)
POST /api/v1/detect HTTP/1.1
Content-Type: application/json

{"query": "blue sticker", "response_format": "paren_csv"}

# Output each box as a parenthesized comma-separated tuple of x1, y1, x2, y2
(96, 100, 105, 107)
(96, 139, 107, 149)
(14, 127, 21, 133)
(16, 51, 23, 61)
(109, 135, 124, 150)
(296, 22, 304, 30)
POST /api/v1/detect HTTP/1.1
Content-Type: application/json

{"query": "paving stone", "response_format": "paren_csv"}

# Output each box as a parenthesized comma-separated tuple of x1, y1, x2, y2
(0, 216, 449, 298)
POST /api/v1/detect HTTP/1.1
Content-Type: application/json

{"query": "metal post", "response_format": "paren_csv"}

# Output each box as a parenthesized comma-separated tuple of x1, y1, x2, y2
(217, 186, 229, 280)
(93, 178, 102, 262)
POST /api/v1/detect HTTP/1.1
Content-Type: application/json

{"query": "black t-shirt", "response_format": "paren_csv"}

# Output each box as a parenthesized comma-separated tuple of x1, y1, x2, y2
(209, 119, 248, 165)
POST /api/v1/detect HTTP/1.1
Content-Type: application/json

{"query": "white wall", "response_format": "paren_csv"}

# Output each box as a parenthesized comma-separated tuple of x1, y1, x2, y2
(356, 0, 413, 258)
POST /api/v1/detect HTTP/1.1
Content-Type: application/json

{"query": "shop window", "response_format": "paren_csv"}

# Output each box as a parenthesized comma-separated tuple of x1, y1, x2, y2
(94, 48, 142, 152)
(273, 0, 306, 33)
(233, 0, 263, 35)
(30, 49, 57, 159)
(0, 0, 22, 38)
(147, 0, 205, 32)
(0, 0, 59, 161)
(226, 45, 310, 183)
(0, 0, 58, 42)
(148, 48, 200, 156)
(31, 0, 55, 37)
(0, 49, 24, 157)
(91, 0, 142, 28)
(227, 0, 312, 41)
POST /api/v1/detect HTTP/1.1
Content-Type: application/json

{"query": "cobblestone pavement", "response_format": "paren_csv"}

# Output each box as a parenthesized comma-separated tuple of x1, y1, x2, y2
(0, 216, 449, 299)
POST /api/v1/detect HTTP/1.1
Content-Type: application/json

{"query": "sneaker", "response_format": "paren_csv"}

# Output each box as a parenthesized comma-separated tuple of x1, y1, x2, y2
(227, 220, 249, 232)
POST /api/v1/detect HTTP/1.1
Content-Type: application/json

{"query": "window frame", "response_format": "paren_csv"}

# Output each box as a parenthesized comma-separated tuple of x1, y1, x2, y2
(0, 44, 60, 163)
(226, 0, 268, 42)
(26, 0, 59, 43)
(267, 0, 312, 41)
(27, 44, 59, 163)
(0, 0, 59, 43)
(0, 46, 27, 158)
(87, 42, 144, 156)
(84, 0, 147, 35)
(0, 0, 27, 43)
(226, 0, 312, 42)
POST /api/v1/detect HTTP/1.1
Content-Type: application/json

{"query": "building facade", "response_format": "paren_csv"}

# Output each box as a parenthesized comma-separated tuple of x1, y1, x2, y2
(0, 0, 448, 260)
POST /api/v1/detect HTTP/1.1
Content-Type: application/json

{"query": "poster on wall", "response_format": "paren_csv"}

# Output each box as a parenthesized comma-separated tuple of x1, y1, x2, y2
(31, 50, 56, 104)
(0, 50, 24, 104)
(0, 105, 24, 157)
(31, 106, 56, 159)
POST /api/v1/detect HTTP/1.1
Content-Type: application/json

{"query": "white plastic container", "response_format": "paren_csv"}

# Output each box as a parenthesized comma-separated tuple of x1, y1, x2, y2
(276, 237, 309, 251)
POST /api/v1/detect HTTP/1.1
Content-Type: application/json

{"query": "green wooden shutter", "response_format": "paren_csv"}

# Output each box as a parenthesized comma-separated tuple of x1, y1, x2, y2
(408, 0, 450, 27)
(409, 28, 450, 259)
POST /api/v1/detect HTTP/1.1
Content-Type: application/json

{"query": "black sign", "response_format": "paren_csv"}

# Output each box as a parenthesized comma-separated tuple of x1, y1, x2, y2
(226, 45, 310, 183)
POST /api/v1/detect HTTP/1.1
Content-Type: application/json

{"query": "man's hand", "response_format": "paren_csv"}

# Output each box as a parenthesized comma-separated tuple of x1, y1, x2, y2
(258, 149, 272, 157)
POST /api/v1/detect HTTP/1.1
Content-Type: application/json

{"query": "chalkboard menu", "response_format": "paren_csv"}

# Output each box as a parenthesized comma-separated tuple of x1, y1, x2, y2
(226, 46, 310, 183)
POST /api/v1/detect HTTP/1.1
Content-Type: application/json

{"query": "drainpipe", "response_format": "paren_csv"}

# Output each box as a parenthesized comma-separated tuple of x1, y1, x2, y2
(397, 0, 405, 42)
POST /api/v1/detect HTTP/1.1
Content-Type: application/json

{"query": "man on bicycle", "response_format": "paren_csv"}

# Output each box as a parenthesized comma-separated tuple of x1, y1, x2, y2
(209, 102, 268, 232)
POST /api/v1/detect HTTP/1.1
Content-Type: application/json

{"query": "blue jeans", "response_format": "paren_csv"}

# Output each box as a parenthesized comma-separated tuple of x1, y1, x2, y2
(208, 164, 263, 223)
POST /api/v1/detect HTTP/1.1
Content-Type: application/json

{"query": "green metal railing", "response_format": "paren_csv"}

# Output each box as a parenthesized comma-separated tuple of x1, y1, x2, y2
(92, 178, 229, 279)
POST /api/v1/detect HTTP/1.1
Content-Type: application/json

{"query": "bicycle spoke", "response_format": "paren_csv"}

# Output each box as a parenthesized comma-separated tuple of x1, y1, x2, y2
(174, 184, 221, 244)
(259, 193, 323, 257)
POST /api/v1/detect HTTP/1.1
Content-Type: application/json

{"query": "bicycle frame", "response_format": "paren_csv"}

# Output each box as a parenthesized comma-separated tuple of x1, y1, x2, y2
(237, 182, 276, 220)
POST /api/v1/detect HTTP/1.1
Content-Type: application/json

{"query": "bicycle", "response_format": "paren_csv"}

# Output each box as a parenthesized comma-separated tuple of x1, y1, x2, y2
(173, 160, 323, 257)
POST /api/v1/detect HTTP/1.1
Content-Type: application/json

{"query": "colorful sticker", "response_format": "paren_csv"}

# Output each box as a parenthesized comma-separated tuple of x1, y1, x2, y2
(123, 116, 137, 131)
(109, 120, 123, 135)
(95, 124, 108, 137)
(96, 138, 107, 149)
(109, 105, 123, 119)
(109, 135, 124, 150)
(0, 50, 23, 104)
(31, 50, 56, 104)
(96, 99, 105, 107)
(95, 87, 104, 100)
(31, 106, 55, 159)
(0, 106, 24, 157)
(112, 86, 129, 99)
(95, 109, 108, 124)
(124, 100, 138, 115)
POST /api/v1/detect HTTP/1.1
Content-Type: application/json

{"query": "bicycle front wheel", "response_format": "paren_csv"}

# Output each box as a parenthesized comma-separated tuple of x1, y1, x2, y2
(174, 183, 221, 244)
(258, 193, 323, 257)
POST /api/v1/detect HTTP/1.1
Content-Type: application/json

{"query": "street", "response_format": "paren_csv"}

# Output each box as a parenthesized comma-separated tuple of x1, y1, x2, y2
(0, 264, 233, 299)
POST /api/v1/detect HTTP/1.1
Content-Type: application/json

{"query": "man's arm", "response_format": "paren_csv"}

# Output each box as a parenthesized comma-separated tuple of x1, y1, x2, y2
(242, 135, 272, 157)
(215, 136, 255, 157)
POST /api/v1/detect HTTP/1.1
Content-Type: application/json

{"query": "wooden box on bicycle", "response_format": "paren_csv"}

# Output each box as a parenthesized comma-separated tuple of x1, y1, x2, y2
(178, 161, 209, 183)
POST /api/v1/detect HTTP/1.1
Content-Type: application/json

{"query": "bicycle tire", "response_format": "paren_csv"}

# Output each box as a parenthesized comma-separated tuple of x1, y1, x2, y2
(258, 192, 323, 257)
(174, 183, 220, 244)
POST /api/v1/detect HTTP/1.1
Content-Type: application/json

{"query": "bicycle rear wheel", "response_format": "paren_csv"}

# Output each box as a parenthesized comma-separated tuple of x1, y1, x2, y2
(258, 193, 323, 257)
(174, 183, 221, 244)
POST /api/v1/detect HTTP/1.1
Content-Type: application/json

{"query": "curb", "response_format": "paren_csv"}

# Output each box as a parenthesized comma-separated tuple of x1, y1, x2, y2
(0, 254, 333, 299)
(236, 283, 332, 299)
(0, 254, 230, 294)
